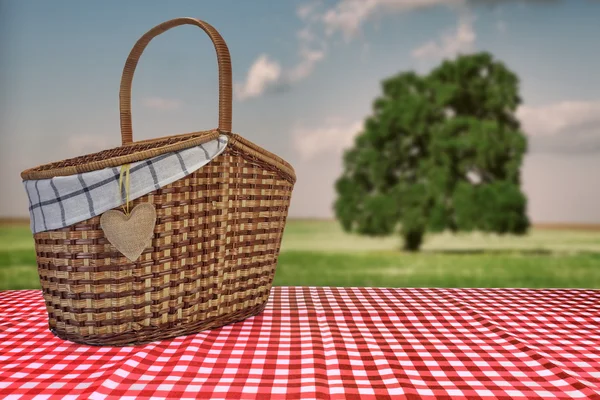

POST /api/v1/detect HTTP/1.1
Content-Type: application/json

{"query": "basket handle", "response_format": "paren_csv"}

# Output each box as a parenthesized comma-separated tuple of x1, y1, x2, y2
(119, 17, 232, 145)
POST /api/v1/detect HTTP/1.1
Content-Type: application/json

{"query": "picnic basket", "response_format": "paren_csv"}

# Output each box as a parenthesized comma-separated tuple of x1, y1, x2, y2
(20, 18, 296, 346)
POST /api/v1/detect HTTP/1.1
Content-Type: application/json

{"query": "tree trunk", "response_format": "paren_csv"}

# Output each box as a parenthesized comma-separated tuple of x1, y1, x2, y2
(403, 229, 424, 252)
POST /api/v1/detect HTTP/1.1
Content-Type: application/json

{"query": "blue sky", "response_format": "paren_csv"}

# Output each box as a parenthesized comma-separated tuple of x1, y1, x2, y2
(1, 0, 600, 222)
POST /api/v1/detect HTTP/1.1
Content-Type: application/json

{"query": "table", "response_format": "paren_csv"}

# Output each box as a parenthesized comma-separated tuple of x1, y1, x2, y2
(1, 287, 599, 399)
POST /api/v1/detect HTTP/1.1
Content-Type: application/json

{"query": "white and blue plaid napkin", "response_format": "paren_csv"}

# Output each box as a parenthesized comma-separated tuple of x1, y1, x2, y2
(23, 135, 228, 234)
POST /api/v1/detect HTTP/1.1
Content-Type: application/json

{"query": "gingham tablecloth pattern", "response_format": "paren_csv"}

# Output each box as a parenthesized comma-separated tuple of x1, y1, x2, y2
(1, 287, 599, 399)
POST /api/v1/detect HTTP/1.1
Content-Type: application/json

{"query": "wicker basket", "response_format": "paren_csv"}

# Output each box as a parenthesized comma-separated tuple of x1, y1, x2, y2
(20, 18, 296, 346)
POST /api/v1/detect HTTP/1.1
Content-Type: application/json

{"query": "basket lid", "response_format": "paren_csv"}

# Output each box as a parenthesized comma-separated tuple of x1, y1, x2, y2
(23, 133, 229, 234)
(21, 130, 221, 180)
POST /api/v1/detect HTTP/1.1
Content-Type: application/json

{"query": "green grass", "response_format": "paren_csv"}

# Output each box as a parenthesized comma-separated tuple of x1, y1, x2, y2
(2, 221, 600, 290)
(0, 225, 35, 252)
(280, 220, 600, 253)
(274, 250, 600, 288)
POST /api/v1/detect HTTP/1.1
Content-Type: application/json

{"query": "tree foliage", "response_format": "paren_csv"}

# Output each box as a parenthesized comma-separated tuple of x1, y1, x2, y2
(334, 52, 529, 251)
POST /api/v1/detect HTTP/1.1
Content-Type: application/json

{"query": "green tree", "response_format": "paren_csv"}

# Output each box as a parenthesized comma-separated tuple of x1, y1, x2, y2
(334, 52, 529, 251)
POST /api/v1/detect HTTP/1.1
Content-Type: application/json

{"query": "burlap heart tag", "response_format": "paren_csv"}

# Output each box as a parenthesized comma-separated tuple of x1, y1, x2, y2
(100, 203, 157, 261)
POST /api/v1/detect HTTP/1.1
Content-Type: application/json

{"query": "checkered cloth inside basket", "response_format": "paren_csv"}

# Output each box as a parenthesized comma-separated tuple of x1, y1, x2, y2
(1, 287, 599, 399)
(23, 135, 228, 234)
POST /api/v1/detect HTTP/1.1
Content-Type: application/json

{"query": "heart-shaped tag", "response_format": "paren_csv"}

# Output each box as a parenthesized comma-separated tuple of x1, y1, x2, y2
(100, 203, 157, 262)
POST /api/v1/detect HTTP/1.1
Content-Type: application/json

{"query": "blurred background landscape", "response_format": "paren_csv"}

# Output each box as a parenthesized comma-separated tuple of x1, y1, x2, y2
(1, 219, 600, 290)
(1, 0, 599, 290)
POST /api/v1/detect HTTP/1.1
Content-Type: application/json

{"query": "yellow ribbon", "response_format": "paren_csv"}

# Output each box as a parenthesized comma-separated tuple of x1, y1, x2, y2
(118, 163, 131, 215)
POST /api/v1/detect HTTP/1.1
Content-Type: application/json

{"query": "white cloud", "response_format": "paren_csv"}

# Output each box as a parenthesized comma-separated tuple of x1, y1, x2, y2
(322, 0, 465, 39)
(411, 14, 476, 60)
(517, 101, 600, 153)
(518, 101, 600, 136)
(293, 118, 364, 160)
(141, 97, 182, 111)
(297, 2, 319, 21)
(288, 48, 326, 82)
(236, 0, 467, 101)
(288, 10, 328, 83)
(235, 55, 282, 100)
(235, 13, 326, 100)
(297, 26, 316, 43)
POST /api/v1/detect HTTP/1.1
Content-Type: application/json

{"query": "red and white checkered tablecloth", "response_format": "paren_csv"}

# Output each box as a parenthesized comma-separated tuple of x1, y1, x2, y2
(1, 287, 599, 399)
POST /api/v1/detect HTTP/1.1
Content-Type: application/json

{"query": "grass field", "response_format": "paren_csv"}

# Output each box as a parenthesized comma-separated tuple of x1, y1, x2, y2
(1, 220, 600, 290)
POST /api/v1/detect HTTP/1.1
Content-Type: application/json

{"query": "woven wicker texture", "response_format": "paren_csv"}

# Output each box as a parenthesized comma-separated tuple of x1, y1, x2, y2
(24, 18, 296, 346)
(34, 145, 294, 346)
(21, 131, 219, 180)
